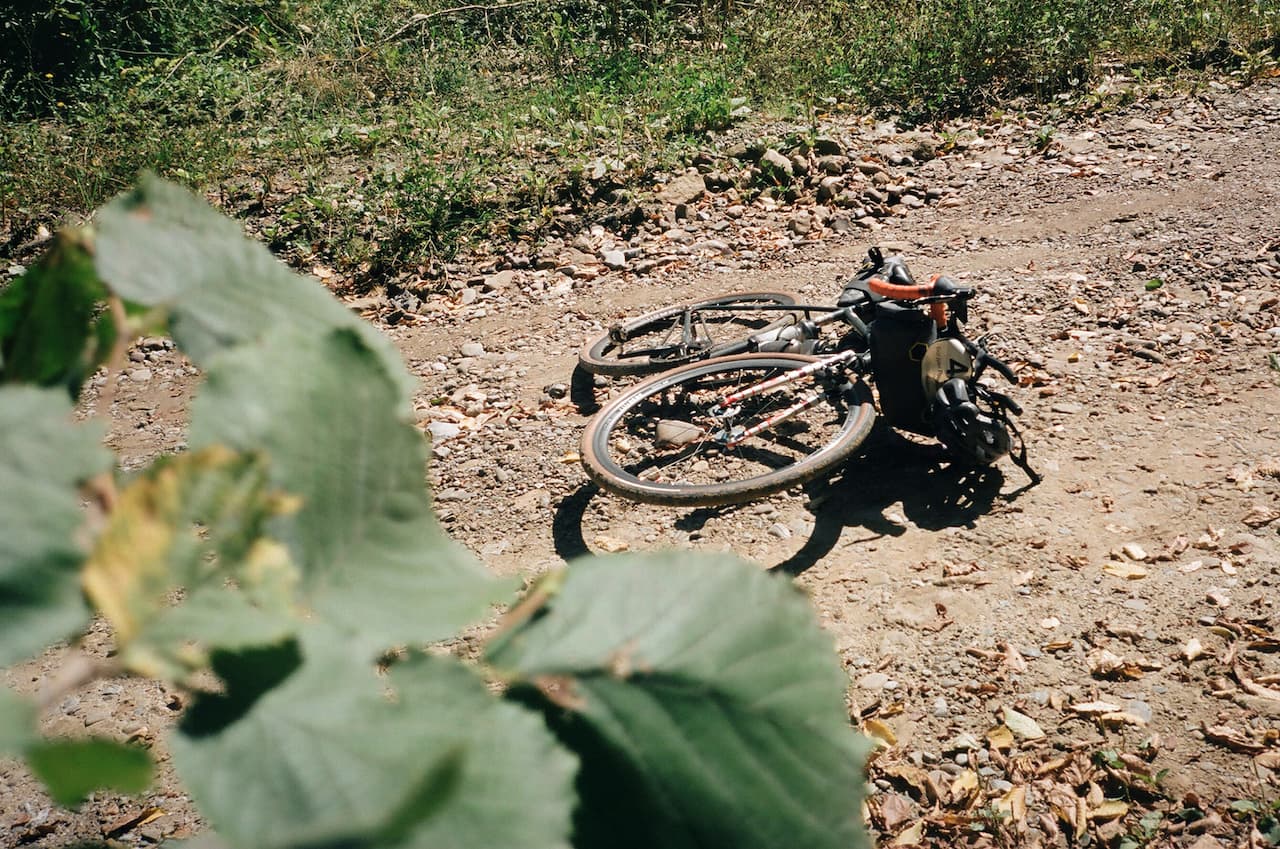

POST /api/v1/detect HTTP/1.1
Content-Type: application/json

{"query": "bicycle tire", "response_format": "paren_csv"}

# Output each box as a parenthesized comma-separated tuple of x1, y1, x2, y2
(578, 291, 800, 377)
(581, 353, 876, 507)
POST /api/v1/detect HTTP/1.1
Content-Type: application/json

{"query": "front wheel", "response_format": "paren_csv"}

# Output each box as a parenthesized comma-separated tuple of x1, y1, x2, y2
(578, 291, 799, 377)
(581, 353, 876, 507)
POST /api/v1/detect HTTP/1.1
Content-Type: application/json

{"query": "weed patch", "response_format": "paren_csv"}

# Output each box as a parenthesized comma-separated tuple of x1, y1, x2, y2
(2, 0, 1276, 282)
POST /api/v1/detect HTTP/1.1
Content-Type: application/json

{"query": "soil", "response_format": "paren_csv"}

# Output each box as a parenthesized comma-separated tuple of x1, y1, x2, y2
(3, 76, 1280, 848)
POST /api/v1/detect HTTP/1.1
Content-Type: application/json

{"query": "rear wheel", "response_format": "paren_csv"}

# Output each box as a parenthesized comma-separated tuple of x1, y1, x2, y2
(581, 353, 876, 507)
(578, 291, 799, 377)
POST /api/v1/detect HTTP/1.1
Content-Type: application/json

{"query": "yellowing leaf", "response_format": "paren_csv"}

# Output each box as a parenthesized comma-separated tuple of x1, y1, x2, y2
(863, 718, 898, 747)
(81, 447, 300, 676)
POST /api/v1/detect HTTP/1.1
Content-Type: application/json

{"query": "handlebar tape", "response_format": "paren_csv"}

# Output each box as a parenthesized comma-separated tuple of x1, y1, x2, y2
(866, 277, 936, 300)
(866, 274, 966, 301)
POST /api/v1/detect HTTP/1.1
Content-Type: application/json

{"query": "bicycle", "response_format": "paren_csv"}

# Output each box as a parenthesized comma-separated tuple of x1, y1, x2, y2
(579, 247, 1035, 507)
(577, 246, 938, 376)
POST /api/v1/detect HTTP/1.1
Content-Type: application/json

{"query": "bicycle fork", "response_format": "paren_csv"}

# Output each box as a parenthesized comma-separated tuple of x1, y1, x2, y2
(710, 350, 864, 448)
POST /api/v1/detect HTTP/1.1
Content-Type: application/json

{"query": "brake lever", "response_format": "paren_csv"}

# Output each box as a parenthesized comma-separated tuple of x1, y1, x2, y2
(982, 387, 1023, 417)
(976, 350, 1018, 385)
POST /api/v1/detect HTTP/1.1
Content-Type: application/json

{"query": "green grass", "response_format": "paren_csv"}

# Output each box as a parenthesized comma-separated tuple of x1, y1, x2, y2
(2, 0, 1277, 287)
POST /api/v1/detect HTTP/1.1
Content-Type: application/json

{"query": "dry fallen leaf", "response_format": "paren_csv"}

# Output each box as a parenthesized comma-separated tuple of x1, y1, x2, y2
(592, 535, 629, 553)
(1103, 561, 1148, 580)
(950, 769, 980, 803)
(1088, 648, 1144, 680)
(1098, 711, 1148, 728)
(1229, 645, 1280, 702)
(1088, 799, 1129, 821)
(878, 792, 915, 831)
(892, 821, 925, 846)
(1183, 637, 1205, 662)
(995, 785, 1028, 823)
(1121, 542, 1148, 561)
(1048, 784, 1087, 840)
(1242, 503, 1280, 528)
(986, 724, 1015, 751)
(864, 718, 898, 747)
(1201, 722, 1268, 754)
(1034, 755, 1072, 777)
(880, 764, 939, 804)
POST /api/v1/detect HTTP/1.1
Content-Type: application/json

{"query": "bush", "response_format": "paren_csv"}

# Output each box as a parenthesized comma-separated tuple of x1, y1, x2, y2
(0, 0, 277, 117)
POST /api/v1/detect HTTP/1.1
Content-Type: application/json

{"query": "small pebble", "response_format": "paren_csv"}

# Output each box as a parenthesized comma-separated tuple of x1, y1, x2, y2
(857, 672, 890, 690)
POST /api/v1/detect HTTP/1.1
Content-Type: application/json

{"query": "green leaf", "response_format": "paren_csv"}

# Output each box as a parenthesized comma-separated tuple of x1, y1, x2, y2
(1232, 799, 1262, 815)
(189, 327, 507, 652)
(92, 174, 412, 402)
(26, 739, 153, 807)
(0, 234, 116, 397)
(0, 387, 110, 666)
(1145, 278, 1163, 291)
(0, 686, 36, 755)
(80, 447, 302, 679)
(172, 631, 576, 849)
(487, 553, 869, 849)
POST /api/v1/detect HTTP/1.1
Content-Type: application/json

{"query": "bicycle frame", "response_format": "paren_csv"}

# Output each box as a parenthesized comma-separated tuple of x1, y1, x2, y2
(705, 289, 998, 451)
(710, 350, 863, 447)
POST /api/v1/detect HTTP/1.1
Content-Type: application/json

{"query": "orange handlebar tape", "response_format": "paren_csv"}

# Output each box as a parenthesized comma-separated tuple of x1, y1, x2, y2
(866, 276, 935, 300)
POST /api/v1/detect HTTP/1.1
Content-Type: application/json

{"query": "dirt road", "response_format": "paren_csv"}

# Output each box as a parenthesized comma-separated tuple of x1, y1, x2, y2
(3, 77, 1279, 847)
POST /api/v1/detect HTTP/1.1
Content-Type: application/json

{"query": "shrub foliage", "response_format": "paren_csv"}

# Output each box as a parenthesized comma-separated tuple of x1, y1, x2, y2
(0, 176, 871, 849)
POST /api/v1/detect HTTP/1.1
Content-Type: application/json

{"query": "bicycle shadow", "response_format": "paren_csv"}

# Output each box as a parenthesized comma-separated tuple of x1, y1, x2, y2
(771, 425, 1027, 576)
(551, 423, 1036, 572)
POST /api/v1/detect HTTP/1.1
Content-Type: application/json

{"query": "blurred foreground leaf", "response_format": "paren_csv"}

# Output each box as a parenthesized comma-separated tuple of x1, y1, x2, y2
(172, 633, 576, 849)
(488, 553, 869, 849)
(190, 328, 508, 652)
(26, 739, 153, 807)
(0, 387, 109, 666)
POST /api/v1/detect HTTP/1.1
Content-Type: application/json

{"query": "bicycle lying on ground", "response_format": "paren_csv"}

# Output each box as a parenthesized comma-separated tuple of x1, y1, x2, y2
(577, 247, 1036, 507)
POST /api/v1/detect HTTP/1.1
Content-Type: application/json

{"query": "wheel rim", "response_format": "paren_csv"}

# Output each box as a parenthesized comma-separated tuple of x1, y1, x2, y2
(594, 294, 797, 371)
(589, 355, 869, 502)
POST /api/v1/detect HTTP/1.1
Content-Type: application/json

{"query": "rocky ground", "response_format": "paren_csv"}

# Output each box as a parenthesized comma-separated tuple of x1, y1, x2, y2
(3, 75, 1280, 847)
